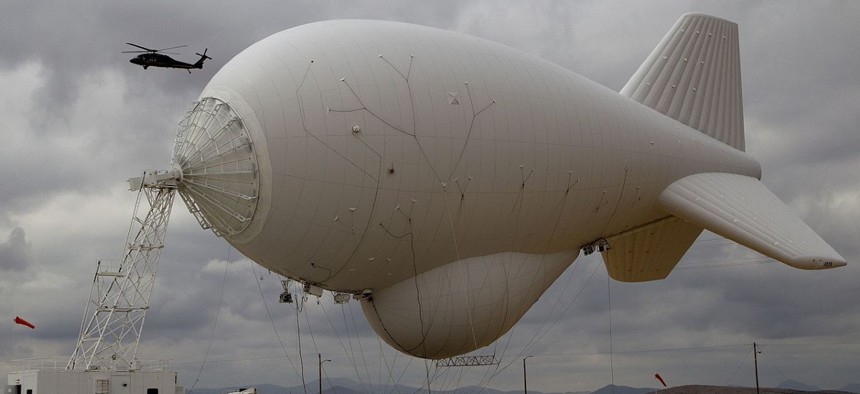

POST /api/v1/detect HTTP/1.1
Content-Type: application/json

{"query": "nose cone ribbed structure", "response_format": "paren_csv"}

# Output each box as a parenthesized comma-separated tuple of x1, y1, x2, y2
(171, 97, 260, 237)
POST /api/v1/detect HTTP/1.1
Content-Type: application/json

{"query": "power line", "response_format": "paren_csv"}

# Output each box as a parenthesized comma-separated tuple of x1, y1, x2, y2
(251, 264, 300, 367)
(187, 256, 230, 393)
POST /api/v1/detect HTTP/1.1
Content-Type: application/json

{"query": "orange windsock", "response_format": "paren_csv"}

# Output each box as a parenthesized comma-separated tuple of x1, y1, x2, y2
(14, 316, 35, 329)
(655, 373, 667, 387)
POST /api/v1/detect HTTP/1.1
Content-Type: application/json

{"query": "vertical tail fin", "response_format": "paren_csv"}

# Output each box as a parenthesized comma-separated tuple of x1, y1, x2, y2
(194, 48, 211, 68)
(621, 13, 745, 151)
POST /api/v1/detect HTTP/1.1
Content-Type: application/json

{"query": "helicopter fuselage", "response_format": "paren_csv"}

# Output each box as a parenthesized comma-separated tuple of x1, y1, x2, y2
(130, 53, 198, 70)
(124, 43, 209, 72)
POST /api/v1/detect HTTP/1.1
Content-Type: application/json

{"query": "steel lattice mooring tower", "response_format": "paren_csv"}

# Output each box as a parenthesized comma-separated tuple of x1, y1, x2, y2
(67, 173, 178, 372)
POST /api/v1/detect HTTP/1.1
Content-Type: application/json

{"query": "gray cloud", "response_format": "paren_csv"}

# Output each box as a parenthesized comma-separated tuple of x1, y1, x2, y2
(0, 228, 31, 271)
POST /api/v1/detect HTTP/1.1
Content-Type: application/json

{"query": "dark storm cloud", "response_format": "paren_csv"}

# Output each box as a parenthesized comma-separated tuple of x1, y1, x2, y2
(0, 88, 183, 220)
(0, 227, 31, 271)
(1, 2, 213, 110)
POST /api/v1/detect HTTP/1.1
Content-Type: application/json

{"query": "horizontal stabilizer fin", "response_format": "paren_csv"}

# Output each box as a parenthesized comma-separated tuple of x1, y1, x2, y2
(658, 173, 846, 269)
(602, 217, 704, 282)
(622, 13, 745, 150)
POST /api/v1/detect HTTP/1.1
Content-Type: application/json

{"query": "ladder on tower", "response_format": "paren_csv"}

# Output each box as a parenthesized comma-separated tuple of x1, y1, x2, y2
(67, 171, 178, 371)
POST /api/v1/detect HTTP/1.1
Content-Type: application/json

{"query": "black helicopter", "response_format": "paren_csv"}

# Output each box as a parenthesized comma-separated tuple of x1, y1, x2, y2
(124, 43, 211, 72)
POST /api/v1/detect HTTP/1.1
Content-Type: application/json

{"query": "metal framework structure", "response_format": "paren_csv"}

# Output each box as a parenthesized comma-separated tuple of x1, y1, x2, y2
(67, 173, 177, 371)
(434, 355, 500, 367)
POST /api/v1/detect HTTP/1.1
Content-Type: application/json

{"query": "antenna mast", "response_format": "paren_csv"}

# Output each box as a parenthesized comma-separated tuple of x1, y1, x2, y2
(67, 171, 179, 371)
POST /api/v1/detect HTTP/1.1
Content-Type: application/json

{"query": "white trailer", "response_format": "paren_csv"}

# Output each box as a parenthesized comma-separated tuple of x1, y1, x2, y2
(6, 359, 182, 394)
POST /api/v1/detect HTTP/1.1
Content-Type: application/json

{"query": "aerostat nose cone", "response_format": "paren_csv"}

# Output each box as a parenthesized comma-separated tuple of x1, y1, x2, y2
(171, 97, 260, 237)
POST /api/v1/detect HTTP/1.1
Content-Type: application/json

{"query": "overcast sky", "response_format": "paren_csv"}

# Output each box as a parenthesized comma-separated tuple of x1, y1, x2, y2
(1, 1, 859, 392)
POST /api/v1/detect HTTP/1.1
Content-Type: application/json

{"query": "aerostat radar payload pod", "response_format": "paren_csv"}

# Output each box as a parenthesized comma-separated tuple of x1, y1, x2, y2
(164, 14, 845, 359)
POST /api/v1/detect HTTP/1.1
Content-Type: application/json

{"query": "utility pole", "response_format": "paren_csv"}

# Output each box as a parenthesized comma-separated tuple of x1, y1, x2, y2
(753, 342, 760, 394)
(318, 353, 330, 394)
(523, 355, 533, 394)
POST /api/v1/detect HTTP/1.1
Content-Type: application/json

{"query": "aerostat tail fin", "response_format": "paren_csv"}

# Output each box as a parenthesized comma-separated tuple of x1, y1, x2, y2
(658, 173, 846, 270)
(622, 13, 745, 151)
(602, 217, 703, 282)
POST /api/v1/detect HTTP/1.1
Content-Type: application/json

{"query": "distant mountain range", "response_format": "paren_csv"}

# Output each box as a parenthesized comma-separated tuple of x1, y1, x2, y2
(186, 379, 859, 394)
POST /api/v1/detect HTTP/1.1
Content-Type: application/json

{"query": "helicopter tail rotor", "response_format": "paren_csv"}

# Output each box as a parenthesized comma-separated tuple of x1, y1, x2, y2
(193, 49, 212, 69)
(195, 48, 212, 60)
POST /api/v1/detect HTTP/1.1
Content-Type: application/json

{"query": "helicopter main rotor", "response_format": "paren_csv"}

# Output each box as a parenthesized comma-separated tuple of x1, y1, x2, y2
(122, 42, 187, 55)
